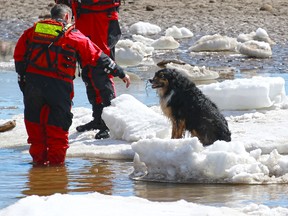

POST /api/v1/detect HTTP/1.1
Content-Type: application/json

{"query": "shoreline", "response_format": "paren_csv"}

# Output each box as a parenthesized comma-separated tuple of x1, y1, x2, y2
(0, 0, 287, 68)
(0, 0, 288, 43)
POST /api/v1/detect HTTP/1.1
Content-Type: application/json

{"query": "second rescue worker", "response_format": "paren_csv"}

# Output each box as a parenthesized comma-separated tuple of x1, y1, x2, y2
(55, 0, 122, 139)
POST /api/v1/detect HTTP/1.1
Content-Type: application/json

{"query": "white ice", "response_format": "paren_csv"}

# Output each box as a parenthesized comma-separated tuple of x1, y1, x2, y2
(1, 21, 288, 215)
(165, 25, 194, 39)
(115, 39, 154, 66)
(116, 23, 274, 68)
(199, 76, 286, 110)
(188, 34, 238, 52)
(150, 36, 180, 50)
(237, 27, 275, 45)
(129, 21, 161, 35)
(237, 40, 272, 58)
(1, 76, 288, 215)
(165, 63, 219, 81)
(2, 192, 288, 216)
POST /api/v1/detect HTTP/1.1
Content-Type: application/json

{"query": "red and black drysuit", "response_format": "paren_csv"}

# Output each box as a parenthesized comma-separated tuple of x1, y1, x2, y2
(14, 18, 125, 165)
(56, 0, 122, 125)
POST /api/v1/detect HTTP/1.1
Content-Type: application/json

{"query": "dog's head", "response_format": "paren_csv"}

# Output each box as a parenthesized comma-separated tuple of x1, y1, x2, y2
(149, 68, 197, 97)
(149, 69, 178, 89)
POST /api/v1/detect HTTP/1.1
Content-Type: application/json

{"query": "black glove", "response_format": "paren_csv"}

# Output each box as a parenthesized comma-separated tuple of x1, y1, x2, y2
(97, 53, 125, 78)
(18, 74, 25, 93)
(15, 61, 26, 76)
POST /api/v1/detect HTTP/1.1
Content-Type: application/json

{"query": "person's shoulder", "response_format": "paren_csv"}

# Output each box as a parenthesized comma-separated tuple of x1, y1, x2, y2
(69, 28, 84, 36)
(70, 28, 80, 34)
(20, 24, 34, 38)
(68, 28, 88, 39)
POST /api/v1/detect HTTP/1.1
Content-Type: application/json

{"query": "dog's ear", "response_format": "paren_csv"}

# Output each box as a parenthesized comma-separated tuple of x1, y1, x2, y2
(156, 69, 170, 80)
(156, 69, 178, 81)
(158, 71, 165, 79)
(171, 69, 178, 79)
(170, 69, 187, 89)
(162, 69, 177, 79)
(169, 69, 179, 85)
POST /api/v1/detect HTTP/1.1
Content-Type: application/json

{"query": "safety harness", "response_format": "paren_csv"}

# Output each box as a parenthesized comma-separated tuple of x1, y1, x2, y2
(26, 19, 77, 82)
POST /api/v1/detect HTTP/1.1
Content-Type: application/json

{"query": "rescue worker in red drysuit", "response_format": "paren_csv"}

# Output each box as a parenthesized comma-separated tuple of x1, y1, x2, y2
(14, 4, 130, 166)
(55, 0, 122, 139)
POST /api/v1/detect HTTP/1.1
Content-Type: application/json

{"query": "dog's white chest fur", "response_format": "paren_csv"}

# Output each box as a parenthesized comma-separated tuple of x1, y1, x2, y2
(159, 89, 175, 117)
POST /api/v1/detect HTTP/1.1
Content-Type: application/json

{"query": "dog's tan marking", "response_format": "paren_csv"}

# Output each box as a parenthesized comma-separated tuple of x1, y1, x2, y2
(172, 120, 186, 139)
(156, 80, 169, 98)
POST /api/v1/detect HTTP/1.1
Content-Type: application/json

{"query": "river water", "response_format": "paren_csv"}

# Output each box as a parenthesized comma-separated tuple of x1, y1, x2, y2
(0, 36, 288, 210)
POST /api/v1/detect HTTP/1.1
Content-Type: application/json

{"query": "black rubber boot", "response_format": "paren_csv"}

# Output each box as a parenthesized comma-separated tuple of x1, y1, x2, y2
(76, 104, 104, 132)
(95, 128, 110, 139)
(95, 119, 110, 139)
(76, 120, 103, 132)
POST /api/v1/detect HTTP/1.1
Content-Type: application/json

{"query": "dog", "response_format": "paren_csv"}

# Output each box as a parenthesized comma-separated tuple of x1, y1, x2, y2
(149, 68, 231, 146)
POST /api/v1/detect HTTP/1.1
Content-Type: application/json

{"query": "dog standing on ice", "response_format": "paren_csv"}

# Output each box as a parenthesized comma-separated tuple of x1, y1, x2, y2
(149, 68, 231, 146)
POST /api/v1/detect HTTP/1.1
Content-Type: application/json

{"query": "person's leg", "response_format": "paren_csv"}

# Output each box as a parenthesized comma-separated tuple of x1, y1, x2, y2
(76, 67, 106, 132)
(46, 125, 69, 165)
(76, 11, 121, 138)
(91, 69, 115, 139)
(93, 103, 110, 139)
(26, 120, 47, 165)
(93, 10, 121, 139)
(46, 104, 72, 165)
(24, 83, 48, 165)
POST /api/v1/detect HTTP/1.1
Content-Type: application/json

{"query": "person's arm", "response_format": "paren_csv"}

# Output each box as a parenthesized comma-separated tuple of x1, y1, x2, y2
(96, 52, 130, 88)
(13, 28, 32, 92)
(70, 29, 131, 87)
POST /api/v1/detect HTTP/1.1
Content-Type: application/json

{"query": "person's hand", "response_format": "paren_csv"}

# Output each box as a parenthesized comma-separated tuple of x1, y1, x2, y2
(17, 74, 26, 93)
(122, 74, 131, 88)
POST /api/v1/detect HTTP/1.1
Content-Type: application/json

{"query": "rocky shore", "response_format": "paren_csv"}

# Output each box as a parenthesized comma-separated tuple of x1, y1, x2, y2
(0, 0, 287, 66)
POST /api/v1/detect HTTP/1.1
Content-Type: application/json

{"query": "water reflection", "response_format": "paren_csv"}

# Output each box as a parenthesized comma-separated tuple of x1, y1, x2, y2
(133, 182, 288, 207)
(21, 158, 115, 197)
(1, 148, 288, 209)
(22, 166, 69, 196)
(68, 159, 113, 195)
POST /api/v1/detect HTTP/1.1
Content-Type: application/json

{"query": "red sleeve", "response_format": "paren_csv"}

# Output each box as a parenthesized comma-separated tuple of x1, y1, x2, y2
(13, 27, 33, 74)
(66, 29, 125, 78)
(66, 29, 103, 68)
(13, 27, 33, 62)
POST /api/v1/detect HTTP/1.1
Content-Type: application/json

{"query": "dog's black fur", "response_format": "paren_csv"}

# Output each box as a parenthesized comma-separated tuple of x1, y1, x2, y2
(149, 68, 231, 146)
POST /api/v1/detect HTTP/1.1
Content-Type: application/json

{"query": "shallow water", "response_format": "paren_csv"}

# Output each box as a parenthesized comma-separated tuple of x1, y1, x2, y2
(1, 39, 288, 210)
(1, 148, 288, 210)
(1, 69, 288, 210)
(0, 148, 134, 208)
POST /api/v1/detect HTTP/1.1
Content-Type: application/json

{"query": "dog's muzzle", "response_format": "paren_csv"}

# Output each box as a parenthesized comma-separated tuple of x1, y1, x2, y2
(149, 78, 161, 89)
